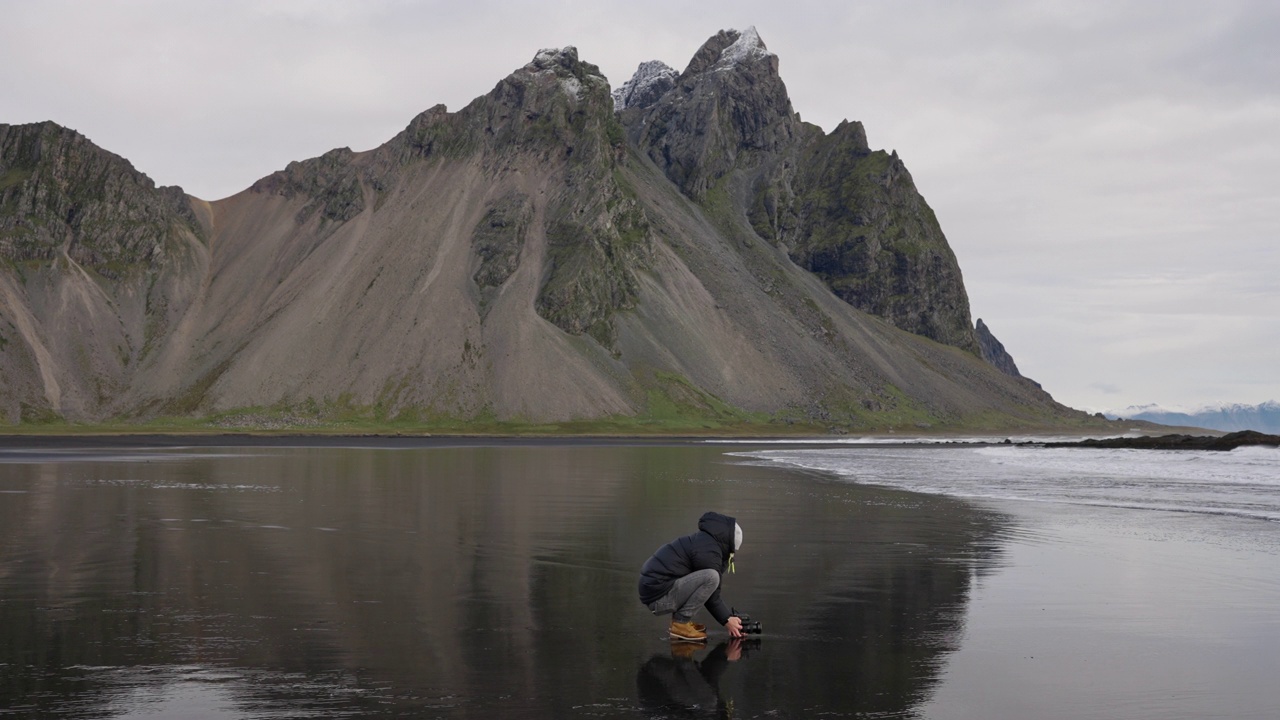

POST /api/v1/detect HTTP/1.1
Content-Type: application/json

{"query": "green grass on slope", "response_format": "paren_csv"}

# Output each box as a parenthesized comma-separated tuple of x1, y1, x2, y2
(0, 396, 1113, 438)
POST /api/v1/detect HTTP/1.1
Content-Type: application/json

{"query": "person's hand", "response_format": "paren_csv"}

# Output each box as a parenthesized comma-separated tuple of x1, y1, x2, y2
(725, 638, 743, 661)
(726, 615, 744, 638)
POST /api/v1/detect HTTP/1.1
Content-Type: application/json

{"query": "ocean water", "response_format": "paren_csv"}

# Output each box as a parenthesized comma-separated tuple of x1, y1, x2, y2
(731, 441, 1280, 523)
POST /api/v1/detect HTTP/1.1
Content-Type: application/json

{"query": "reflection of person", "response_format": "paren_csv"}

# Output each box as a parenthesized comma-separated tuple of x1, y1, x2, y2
(639, 511, 744, 641)
(636, 639, 746, 719)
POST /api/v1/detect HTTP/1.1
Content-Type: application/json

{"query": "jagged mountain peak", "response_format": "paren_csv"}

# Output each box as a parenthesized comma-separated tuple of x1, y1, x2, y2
(617, 28, 979, 354)
(250, 44, 626, 237)
(682, 26, 779, 80)
(620, 27, 796, 201)
(374, 44, 619, 171)
(612, 60, 678, 112)
(494, 45, 612, 117)
(530, 45, 579, 65)
(521, 45, 608, 101)
(712, 26, 773, 70)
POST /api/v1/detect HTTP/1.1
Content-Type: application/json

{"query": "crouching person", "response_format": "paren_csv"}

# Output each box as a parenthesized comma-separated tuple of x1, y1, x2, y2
(638, 511, 744, 641)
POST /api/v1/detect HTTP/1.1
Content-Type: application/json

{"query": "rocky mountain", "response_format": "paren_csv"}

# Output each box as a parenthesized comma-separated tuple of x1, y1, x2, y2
(618, 28, 978, 353)
(1110, 402, 1280, 434)
(0, 29, 1088, 431)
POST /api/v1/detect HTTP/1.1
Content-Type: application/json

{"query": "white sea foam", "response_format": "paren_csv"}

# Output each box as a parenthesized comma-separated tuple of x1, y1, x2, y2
(732, 444, 1280, 523)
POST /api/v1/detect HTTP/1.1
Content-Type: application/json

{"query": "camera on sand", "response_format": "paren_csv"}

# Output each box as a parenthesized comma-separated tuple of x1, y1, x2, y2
(731, 608, 762, 635)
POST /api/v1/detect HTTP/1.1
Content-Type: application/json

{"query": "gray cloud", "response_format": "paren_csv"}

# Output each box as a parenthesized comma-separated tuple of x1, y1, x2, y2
(2, 0, 1276, 412)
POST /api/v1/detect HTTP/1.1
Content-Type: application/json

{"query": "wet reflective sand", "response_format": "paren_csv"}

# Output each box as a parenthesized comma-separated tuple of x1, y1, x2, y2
(1, 441, 1276, 718)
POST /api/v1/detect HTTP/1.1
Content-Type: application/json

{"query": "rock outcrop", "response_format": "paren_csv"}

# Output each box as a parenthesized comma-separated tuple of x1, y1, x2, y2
(249, 147, 367, 226)
(1045, 430, 1280, 451)
(0, 122, 201, 274)
(975, 317, 1039, 387)
(0, 31, 1090, 431)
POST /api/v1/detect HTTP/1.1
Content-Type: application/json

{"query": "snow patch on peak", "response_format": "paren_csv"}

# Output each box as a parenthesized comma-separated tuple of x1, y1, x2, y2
(532, 46, 577, 66)
(612, 59, 678, 112)
(716, 26, 772, 69)
(525, 46, 584, 76)
(560, 75, 582, 99)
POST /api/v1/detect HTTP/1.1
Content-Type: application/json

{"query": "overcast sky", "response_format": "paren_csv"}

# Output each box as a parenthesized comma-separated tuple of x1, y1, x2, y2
(3, 0, 1277, 413)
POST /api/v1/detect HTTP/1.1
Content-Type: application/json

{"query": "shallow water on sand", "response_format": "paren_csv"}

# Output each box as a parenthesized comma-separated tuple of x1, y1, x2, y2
(0, 441, 1277, 718)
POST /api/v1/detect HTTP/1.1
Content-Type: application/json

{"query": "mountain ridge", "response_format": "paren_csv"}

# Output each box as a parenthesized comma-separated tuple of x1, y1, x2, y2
(0, 29, 1094, 432)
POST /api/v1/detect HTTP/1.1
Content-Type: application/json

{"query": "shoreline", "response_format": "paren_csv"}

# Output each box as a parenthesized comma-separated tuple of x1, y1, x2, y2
(0, 431, 1126, 451)
(0, 423, 1188, 450)
(0, 414, 1154, 444)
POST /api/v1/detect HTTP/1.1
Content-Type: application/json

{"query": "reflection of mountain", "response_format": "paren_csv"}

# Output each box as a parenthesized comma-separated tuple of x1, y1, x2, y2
(0, 444, 1008, 716)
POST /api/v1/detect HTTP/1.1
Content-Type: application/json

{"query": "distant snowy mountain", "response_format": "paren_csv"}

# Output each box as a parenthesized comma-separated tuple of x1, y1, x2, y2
(1108, 401, 1280, 433)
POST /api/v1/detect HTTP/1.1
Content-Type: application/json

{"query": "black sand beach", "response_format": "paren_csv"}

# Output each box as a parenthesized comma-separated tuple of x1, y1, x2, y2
(1, 440, 1277, 718)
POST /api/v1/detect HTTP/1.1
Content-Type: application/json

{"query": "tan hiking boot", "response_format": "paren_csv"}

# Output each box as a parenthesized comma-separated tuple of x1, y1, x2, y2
(669, 620, 707, 641)
(670, 641, 700, 659)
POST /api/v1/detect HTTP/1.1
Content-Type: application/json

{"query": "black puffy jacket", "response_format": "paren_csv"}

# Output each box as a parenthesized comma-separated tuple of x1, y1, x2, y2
(637, 511, 737, 625)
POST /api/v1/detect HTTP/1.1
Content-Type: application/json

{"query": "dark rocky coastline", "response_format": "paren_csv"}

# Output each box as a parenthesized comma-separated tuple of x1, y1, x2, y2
(1045, 430, 1280, 451)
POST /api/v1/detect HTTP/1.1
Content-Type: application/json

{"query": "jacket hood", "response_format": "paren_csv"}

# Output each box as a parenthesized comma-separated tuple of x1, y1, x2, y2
(697, 511, 737, 555)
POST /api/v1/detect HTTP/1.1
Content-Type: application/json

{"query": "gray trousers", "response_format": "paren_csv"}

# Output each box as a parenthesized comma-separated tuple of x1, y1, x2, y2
(646, 568, 720, 623)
